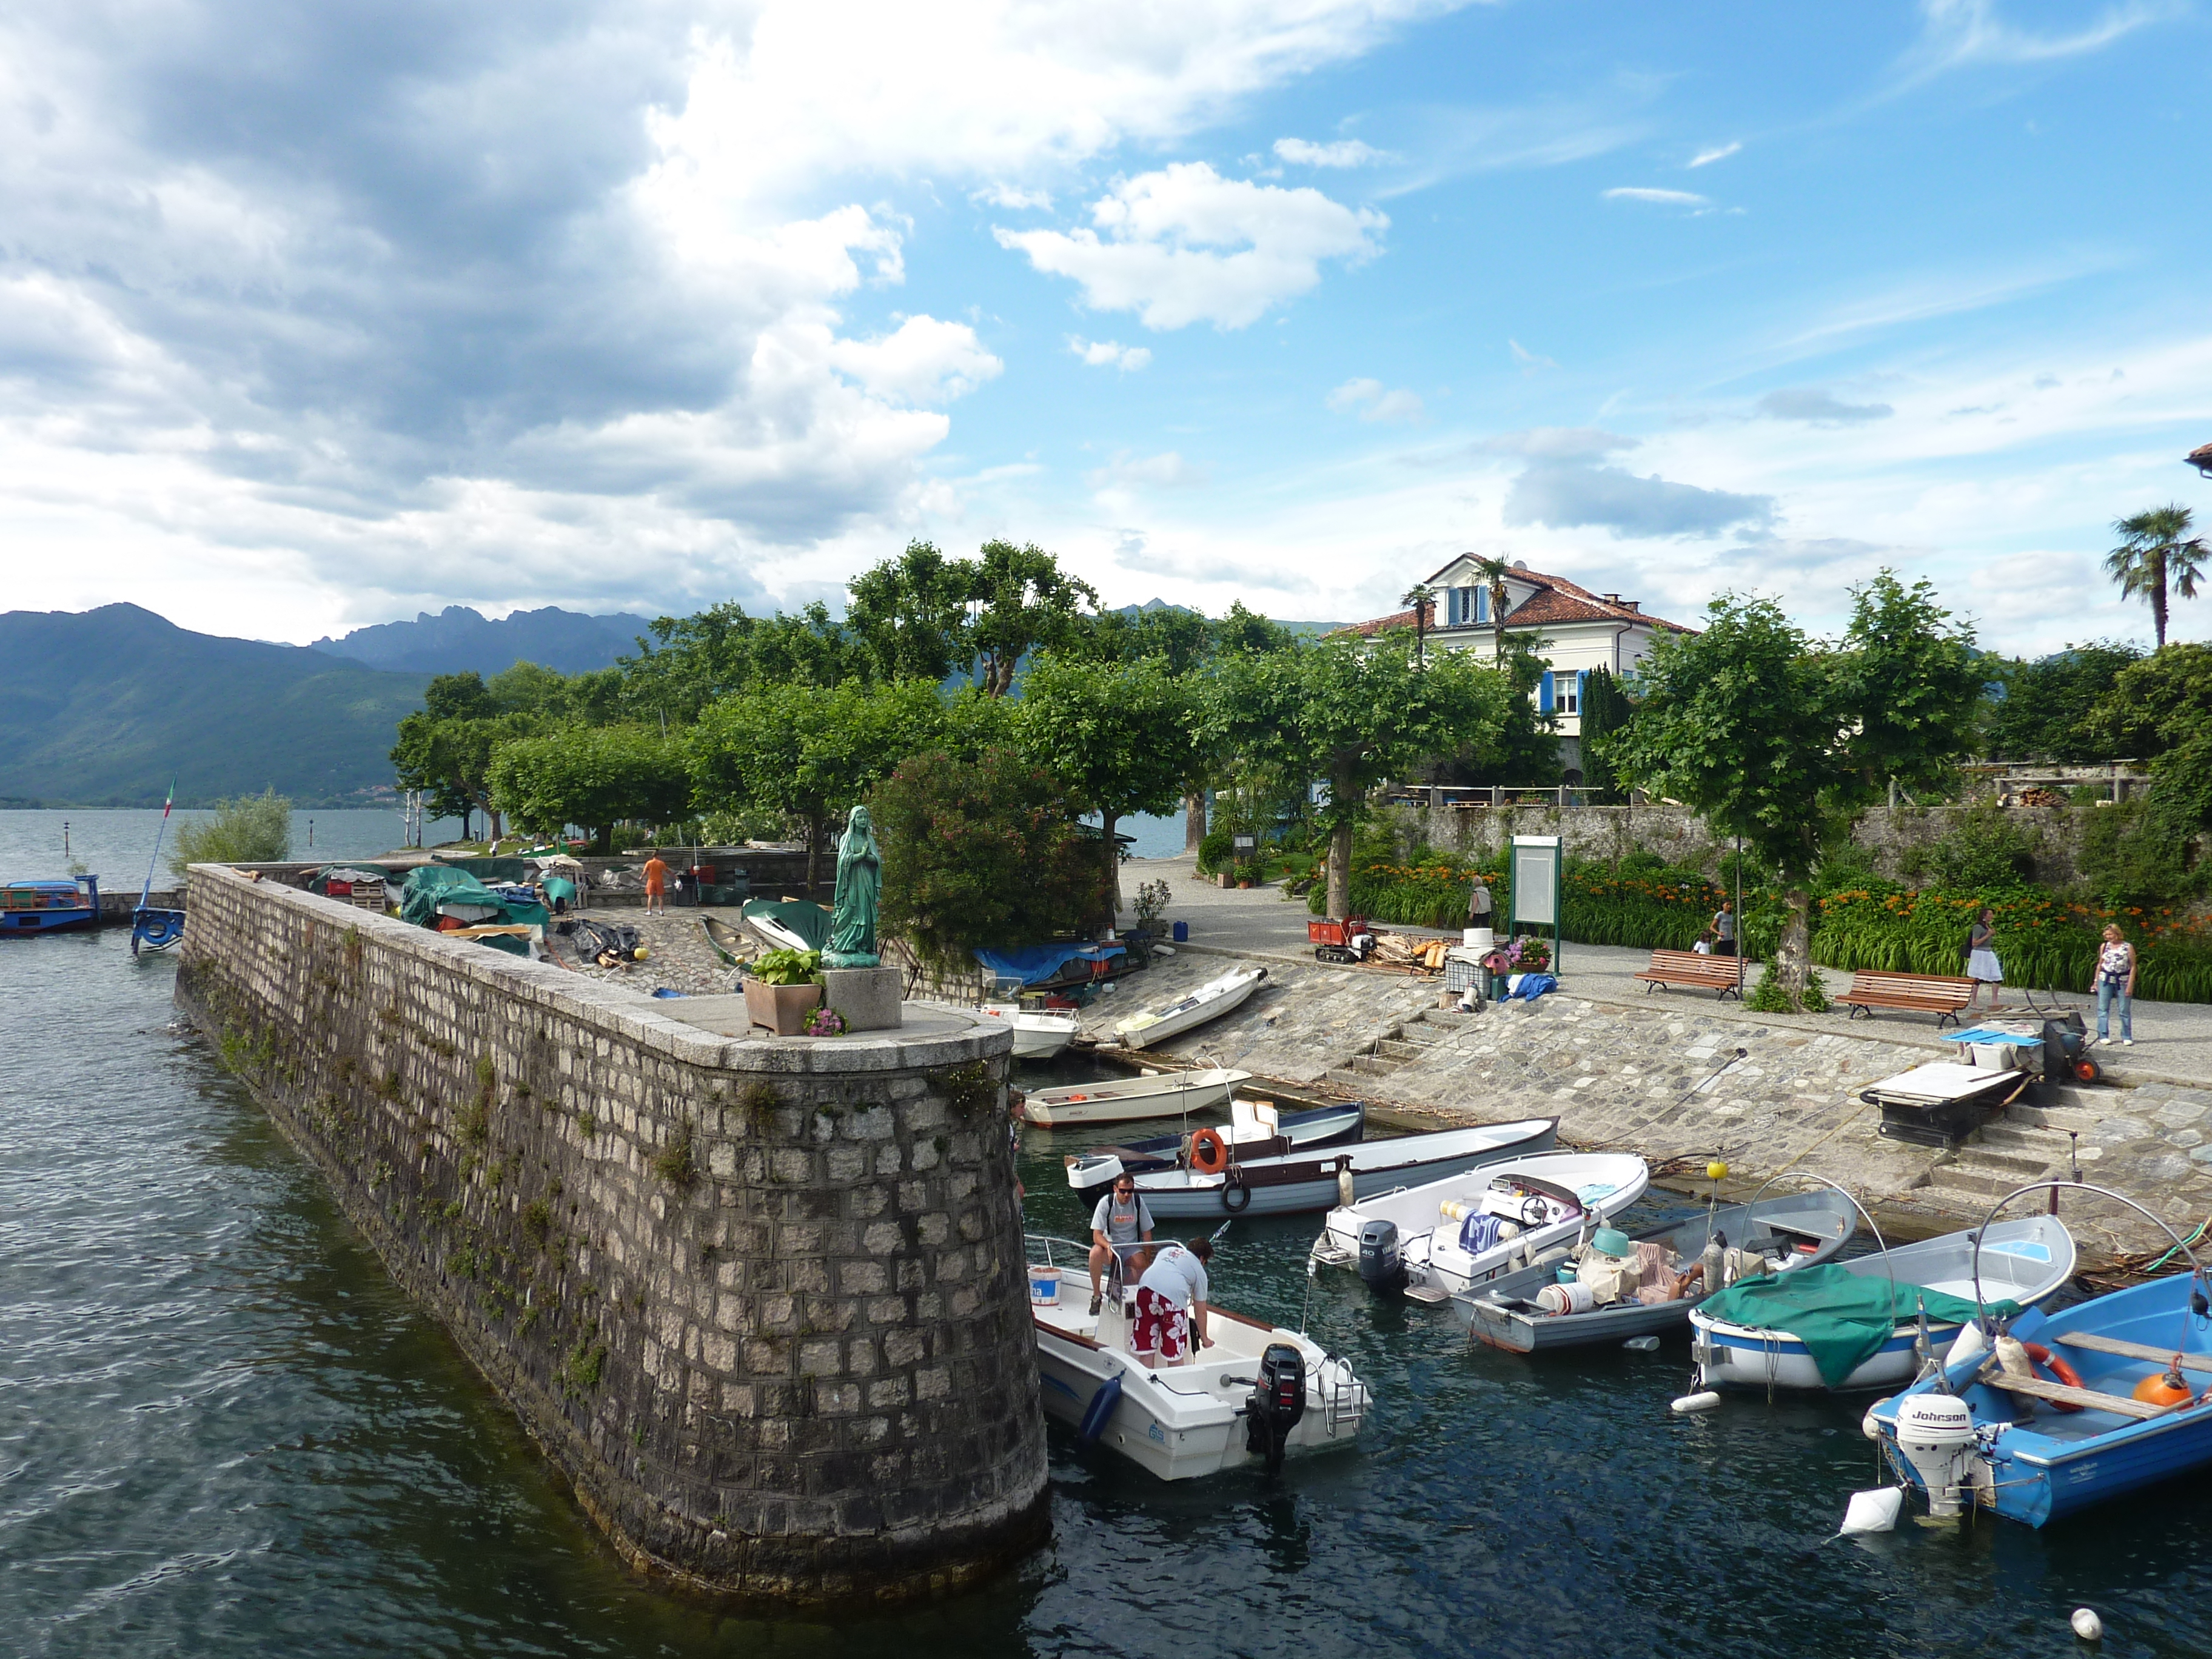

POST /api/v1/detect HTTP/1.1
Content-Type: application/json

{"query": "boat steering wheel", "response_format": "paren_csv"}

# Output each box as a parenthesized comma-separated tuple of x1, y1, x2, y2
(1519, 1194, 1550, 1229)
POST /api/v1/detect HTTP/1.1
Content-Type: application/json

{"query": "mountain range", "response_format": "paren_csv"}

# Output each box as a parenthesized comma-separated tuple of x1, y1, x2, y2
(312, 605, 651, 676)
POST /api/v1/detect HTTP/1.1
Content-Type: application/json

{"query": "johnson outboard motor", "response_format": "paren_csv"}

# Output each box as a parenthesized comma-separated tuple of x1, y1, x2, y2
(1357, 1218, 1405, 1294)
(1244, 1342, 1309, 1474)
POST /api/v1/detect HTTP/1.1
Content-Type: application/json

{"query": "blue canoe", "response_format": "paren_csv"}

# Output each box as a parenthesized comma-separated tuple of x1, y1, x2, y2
(1872, 1270, 2212, 1526)
(2, 876, 99, 935)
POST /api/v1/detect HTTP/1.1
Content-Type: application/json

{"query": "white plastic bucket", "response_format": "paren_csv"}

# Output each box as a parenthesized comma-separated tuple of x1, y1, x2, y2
(1029, 1265, 1062, 1304)
(1466, 927, 1495, 951)
(1536, 1282, 1597, 1316)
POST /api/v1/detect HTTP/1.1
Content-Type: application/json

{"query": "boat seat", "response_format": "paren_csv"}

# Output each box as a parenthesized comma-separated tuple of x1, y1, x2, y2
(2051, 1332, 2212, 1375)
(1977, 1363, 2177, 1420)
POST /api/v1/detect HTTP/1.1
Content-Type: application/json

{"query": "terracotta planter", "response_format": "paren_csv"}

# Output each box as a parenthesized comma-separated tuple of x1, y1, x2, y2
(745, 978, 823, 1036)
(1218, 873, 1234, 889)
(1236, 879, 1253, 890)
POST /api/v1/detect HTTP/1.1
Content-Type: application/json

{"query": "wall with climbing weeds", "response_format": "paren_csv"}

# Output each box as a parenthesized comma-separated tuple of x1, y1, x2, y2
(174, 865, 1044, 1606)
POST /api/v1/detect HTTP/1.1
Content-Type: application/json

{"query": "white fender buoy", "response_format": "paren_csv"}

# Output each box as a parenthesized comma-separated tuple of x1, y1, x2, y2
(1863, 1396, 1893, 1440)
(1672, 1390, 1721, 1414)
(2071, 1608, 2103, 1642)
(1840, 1487, 1902, 1535)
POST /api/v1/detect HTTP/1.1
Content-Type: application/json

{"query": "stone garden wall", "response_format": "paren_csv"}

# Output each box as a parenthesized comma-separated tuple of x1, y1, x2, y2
(174, 865, 1045, 1606)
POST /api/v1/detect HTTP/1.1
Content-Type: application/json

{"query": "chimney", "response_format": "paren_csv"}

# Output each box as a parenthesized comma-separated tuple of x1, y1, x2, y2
(1601, 593, 1620, 604)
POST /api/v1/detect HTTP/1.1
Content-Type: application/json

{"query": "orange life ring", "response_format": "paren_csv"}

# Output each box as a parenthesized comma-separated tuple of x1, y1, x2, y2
(2020, 1341, 2086, 1412)
(1190, 1127, 1230, 1176)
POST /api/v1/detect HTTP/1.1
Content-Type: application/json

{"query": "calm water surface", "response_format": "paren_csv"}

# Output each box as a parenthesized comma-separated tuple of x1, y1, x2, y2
(5, 817, 2211, 1655)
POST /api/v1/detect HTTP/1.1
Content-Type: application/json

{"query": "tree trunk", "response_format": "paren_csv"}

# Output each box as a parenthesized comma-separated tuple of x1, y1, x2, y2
(460, 806, 473, 842)
(1184, 791, 1207, 853)
(1776, 886, 1812, 1011)
(1102, 809, 1122, 932)
(1326, 759, 1355, 919)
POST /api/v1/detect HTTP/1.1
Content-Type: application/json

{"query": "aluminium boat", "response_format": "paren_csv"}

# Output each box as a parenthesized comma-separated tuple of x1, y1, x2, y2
(1111, 965, 1267, 1051)
(1017, 1067, 1250, 1128)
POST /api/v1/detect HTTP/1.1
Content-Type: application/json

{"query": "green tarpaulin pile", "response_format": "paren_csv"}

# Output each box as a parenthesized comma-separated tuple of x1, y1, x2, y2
(399, 866, 548, 931)
(432, 856, 537, 884)
(1698, 1263, 2022, 1387)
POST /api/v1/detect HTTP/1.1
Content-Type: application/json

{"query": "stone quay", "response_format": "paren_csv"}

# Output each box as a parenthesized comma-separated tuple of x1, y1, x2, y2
(173, 864, 1047, 1606)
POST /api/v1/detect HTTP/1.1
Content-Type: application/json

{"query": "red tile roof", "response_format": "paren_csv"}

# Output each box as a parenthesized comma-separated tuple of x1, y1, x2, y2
(2191, 441, 2212, 478)
(1334, 564, 1694, 638)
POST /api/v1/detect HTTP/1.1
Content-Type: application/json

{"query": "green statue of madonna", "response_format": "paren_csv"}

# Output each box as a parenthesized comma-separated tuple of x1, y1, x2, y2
(824, 806, 882, 968)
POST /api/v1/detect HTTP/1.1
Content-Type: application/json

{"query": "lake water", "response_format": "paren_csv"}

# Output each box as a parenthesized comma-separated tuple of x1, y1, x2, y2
(0, 808, 461, 890)
(7, 832, 2212, 1655)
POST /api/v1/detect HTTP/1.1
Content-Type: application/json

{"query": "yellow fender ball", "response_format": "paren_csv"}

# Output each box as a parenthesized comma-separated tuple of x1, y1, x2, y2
(633, 945, 651, 961)
(1706, 1159, 1730, 1182)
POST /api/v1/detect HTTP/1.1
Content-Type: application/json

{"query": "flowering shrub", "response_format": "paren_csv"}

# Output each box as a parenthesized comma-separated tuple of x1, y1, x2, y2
(802, 1006, 846, 1037)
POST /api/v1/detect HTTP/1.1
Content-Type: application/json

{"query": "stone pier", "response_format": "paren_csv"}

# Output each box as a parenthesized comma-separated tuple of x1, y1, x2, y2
(175, 864, 1046, 1605)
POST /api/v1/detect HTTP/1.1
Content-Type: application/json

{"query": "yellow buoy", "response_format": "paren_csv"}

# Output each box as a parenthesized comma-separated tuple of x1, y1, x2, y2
(1707, 1160, 1730, 1182)
(634, 944, 652, 961)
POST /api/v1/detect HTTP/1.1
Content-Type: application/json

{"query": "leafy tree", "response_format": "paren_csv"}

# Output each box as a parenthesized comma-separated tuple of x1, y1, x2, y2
(170, 789, 292, 877)
(487, 726, 691, 851)
(1449, 635, 1562, 788)
(1982, 641, 2144, 762)
(1606, 573, 1980, 1008)
(846, 540, 974, 682)
(1203, 634, 1515, 917)
(688, 679, 947, 888)
(614, 600, 860, 724)
(2105, 505, 2205, 648)
(1016, 653, 1196, 923)
(967, 538, 1100, 695)
(390, 671, 544, 838)
(1401, 584, 1436, 666)
(2085, 642, 2212, 842)
(872, 747, 1107, 975)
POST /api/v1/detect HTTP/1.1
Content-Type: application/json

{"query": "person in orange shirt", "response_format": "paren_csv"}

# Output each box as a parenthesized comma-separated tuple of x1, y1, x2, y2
(642, 851, 668, 914)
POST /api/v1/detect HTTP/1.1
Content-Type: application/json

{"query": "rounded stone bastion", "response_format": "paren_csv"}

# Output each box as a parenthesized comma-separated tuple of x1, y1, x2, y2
(173, 864, 1048, 1606)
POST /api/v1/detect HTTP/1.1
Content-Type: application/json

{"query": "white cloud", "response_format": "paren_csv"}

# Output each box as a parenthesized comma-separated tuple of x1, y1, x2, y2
(1688, 141, 1741, 168)
(1481, 427, 1636, 460)
(973, 183, 1054, 211)
(1508, 338, 1558, 370)
(1273, 136, 1391, 167)
(1897, 0, 2176, 84)
(1087, 450, 1207, 489)
(1327, 377, 1425, 423)
(1603, 187, 1710, 207)
(825, 315, 1003, 404)
(1069, 337, 1153, 370)
(1754, 387, 1893, 426)
(996, 163, 1387, 329)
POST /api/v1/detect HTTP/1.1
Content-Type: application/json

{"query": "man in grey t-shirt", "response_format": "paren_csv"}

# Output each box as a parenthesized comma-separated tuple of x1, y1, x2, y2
(1088, 1175, 1155, 1315)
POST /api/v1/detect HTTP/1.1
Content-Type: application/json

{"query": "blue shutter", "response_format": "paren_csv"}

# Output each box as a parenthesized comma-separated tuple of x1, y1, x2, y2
(1575, 670, 1587, 716)
(1473, 587, 1489, 623)
(1538, 670, 1554, 713)
(1445, 587, 1460, 626)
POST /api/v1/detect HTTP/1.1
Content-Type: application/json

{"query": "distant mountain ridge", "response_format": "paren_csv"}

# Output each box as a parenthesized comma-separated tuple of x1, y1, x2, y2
(0, 604, 429, 808)
(312, 605, 651, 677)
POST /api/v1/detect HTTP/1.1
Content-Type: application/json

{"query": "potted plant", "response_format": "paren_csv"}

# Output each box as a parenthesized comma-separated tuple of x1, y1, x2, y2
(745, 947, 824, 1035)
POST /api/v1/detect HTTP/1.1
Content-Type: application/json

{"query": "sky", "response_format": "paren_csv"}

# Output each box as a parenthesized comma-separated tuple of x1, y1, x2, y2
(2, 0, 2208, 656)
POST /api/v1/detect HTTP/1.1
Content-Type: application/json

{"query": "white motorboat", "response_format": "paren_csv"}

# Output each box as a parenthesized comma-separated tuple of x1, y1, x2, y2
(1017, 1067, 1250, 1128)
(979, 1002, 1081, 1061)
(1065, 1098, 1365, 1197)
(1688, 1213, 2076, 1392)
(1124, 1117, 1559, 1220)
(1313, 1151, 1649, 1298)
(1111, 965, 1268, 1051)
(1025, 1235, 1370, 1481)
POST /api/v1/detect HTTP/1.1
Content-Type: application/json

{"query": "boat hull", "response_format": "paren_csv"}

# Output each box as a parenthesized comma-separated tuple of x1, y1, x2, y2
(1067, 1104, 1365, 1196)
(2, 876, 100, 936)
(2, 908, 98, 934)
(1384, 1154, 1651, 1298)
(1019, 1068, 1250, 1128)
(1132, 1118, 1558, 1220)
(1114, 968, 1265, 1051)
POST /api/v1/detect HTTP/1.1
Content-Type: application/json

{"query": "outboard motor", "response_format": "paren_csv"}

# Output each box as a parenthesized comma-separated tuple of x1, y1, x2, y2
(1893, 1393, 1979, 1518)
(1244, 1342, 1309, 1474)
(1356, 1219, 1405, 1294)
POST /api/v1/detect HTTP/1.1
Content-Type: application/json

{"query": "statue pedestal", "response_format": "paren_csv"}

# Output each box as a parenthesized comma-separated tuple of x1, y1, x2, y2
(822, 966, 903, 1033)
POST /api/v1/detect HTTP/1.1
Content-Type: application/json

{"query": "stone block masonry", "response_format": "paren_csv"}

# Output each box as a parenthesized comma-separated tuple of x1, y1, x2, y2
(175, 865, 1046, 1606)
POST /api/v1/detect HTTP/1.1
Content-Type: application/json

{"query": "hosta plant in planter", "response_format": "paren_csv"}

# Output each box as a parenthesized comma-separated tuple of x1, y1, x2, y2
(745, 947, 824, 1035)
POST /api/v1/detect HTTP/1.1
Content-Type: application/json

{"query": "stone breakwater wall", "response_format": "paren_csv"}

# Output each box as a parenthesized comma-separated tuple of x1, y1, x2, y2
(174, 865, 1046, 1606)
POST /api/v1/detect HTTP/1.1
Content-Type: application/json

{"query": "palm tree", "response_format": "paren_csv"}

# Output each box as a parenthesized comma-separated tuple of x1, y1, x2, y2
(1467, 555, 1514, 665)
(1399, 583, 1435, 666)
(2106, 505, 2206, 648)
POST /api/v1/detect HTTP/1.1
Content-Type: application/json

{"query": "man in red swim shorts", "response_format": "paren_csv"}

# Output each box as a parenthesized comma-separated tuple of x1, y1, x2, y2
(1131, 1236, 1213, 1369)
(642, 851, 668, 914)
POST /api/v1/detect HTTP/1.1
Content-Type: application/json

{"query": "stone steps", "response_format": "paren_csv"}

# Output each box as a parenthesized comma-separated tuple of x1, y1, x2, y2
(1914, 1182, 2021, 1216)
(1375, 1038, 1426, 1063)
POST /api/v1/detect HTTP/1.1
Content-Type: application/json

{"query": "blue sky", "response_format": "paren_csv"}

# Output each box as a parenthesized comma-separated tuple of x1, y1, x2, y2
(3, 0, 2207, 655)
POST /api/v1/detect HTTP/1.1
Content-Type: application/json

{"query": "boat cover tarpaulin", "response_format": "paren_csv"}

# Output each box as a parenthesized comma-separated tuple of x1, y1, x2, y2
(434, 856, 537, 884)
(400, 866, 548, 931)
(973, 942, 1127, 986)
(1698, 1264, 2020, 1387)
(743, 899, 831, 951)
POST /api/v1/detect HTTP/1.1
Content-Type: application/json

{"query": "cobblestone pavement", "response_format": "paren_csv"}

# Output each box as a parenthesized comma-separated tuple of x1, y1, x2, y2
(544, 904, 751, 998)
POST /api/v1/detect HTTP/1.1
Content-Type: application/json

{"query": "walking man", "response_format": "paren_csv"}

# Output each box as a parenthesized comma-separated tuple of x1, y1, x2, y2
(642, 850, 669, 915)
(1711, 900, 1737, 957)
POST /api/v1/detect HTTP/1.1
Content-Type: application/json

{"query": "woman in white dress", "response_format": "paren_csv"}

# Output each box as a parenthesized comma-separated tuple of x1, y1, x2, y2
(1965, 907, 2004, 1010)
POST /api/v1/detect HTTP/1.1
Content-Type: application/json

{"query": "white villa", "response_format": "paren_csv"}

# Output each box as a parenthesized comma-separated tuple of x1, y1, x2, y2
(1337, 557, 1692, 777)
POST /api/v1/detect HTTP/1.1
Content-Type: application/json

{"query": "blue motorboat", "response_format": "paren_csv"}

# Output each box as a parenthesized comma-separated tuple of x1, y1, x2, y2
(1869, 1268, 2212, 1527)
(2, 876, 100, 934)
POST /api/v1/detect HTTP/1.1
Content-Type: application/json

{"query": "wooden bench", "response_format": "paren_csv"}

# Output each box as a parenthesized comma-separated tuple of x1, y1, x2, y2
(1839, 970, 1976, 1028)
(1635, 948, 1746, 999)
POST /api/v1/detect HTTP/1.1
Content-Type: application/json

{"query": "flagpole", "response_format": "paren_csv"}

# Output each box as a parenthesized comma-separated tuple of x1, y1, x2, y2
(139, 775, 178, 911)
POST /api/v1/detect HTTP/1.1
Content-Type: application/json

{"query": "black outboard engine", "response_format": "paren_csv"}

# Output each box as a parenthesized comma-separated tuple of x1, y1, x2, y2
(1357, 1218, 1405, 1295)
(1244, 1342, 1309, 1473)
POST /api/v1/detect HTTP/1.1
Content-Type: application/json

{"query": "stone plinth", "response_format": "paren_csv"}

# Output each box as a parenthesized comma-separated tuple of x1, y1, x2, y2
(822, 966, 903, 1033)
(173, 865, 1044, 1606)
